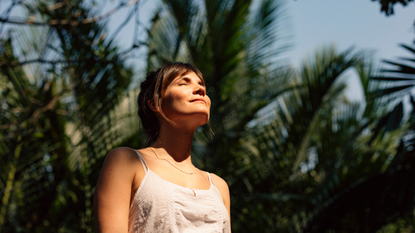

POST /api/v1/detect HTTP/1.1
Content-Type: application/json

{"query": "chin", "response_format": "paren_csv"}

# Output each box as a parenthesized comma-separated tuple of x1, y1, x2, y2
(182, 112, 210, 127)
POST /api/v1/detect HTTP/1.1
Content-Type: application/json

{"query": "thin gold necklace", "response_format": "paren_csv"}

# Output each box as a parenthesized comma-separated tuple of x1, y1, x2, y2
(149, 147, 198, 175)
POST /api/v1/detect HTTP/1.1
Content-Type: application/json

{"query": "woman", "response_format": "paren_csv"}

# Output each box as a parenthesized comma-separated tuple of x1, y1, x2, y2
(94, 62, 231, 233)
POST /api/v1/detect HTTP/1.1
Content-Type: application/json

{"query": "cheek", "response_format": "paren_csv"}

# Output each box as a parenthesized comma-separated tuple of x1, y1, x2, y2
(161, 91, 186, 110)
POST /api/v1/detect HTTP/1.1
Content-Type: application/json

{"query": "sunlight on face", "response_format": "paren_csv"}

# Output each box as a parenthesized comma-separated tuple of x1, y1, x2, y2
(161, 72, 211, 126)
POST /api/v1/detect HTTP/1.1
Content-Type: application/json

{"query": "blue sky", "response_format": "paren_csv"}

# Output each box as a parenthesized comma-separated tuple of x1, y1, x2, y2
(282, 0, 414, 102)
(286, 0, 415, 67)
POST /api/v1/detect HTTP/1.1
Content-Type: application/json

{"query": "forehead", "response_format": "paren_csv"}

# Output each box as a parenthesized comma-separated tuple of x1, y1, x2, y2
(174, 71, 204, 83)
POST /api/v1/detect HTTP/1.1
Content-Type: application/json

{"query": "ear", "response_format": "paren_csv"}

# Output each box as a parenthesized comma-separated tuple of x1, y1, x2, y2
(148, 99, 159, 112)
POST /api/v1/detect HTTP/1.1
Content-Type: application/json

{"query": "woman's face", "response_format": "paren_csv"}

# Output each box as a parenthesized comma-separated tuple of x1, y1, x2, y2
(160, 72, 211, 125)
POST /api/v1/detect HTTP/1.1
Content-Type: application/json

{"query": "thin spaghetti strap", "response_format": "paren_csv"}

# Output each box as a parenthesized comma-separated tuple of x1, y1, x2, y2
(133, 149, 148, 173)
(207, 172, 216, 186)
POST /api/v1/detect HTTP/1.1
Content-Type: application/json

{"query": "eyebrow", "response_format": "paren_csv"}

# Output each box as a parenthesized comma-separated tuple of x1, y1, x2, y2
(176, 76, 205, 86)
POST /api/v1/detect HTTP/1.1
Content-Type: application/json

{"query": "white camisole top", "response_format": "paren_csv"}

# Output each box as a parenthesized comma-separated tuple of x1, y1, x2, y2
(128, 150, 231, 233)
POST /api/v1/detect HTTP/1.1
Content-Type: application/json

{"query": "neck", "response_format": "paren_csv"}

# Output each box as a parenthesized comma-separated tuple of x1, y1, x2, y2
(151, 121, 196, 162)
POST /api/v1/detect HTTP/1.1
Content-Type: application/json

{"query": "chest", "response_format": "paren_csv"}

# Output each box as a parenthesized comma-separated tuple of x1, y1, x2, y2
(128, 170, 230, 233)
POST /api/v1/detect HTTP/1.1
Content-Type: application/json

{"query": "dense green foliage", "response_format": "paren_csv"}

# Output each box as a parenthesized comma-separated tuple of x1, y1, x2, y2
(146, 0, 415, 231)
(0, 1, 138, 232)
(1, 0, 414, 232)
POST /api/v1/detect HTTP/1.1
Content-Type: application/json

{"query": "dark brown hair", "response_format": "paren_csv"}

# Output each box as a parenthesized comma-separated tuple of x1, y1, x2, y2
(137, 62, 204, 146)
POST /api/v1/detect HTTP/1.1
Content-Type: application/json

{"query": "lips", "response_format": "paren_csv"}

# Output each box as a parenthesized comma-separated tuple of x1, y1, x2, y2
(190, 99, 206, 104)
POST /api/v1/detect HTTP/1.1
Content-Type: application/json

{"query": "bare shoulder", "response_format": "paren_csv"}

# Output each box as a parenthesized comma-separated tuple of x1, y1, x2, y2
(104, 147, 140, 164)
(98, 147, 143, 182)
(210, 173, 229, 191)
(98, 147, 144, 182)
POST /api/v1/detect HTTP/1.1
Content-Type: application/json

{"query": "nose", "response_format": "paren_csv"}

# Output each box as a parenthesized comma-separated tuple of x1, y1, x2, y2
(193, 84, 206, 96)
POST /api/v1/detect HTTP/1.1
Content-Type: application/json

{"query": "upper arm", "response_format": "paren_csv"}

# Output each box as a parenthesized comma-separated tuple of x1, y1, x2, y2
(93, 147, 141, 233)
(211, 174, 231, 218)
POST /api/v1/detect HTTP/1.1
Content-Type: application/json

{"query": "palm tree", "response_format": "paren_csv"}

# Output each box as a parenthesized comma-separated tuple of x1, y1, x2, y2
(322, 43, 415, 232)
(0, 1, 140, 232)
(146, 0, 292, 159)
(143, 0, 407, 231)
(1, 0, 411, 231)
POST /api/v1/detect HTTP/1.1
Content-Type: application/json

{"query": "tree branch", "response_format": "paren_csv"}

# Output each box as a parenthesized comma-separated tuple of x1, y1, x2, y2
(0, 57, 124, 67)
(0, 80, 82, 140)
(0, 0, 140, 26)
